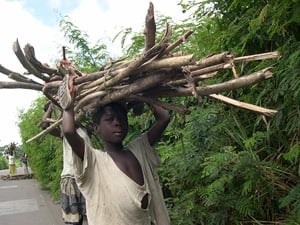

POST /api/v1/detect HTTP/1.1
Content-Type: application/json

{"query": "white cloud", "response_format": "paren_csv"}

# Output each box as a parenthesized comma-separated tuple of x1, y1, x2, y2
(0, 0, 59, 146)
(47, 0, 63, 9)
(0, 0, 187, 146)
(67, 0, 187, 55)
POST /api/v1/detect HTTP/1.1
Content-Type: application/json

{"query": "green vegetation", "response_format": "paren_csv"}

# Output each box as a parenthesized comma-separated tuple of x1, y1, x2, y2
(18, 98, 62, 199)
(0, 156, 8, 170)
(15, 0, 300, 224)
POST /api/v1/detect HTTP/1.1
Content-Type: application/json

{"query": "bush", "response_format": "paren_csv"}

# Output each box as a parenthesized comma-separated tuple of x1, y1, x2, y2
(0, 156, 8, 170)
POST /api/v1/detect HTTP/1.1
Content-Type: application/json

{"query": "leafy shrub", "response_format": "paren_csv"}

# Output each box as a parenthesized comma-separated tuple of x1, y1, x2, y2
(0, 156, 8, 170)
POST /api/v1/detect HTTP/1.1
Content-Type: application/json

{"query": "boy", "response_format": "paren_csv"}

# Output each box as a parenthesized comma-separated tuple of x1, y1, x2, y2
(61, 81, 171, 224)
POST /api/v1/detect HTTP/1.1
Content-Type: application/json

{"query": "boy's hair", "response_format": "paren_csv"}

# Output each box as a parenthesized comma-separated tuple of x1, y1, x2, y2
(92, 102, 128, 124)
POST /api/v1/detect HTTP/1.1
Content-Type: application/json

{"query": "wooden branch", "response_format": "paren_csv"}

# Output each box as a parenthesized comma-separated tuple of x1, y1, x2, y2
(8, 72, 41, 84)
(0, 81, 42, 91)
(144, 1, 156, 51)
(13, 39, 50, 82)
(190, 69, 273, 95)
(74, 70, 106, 85)
(126, 95, 190, 116)
(41, 118, 57, 123)
(167, 72, 218, 86)
(234, 51, 281, 63)
(145, 22, 172, 61)
(138, 54, 195, 72)
(165, 30, 194, 54)
(194, 52, 233, 69)
(24, 44, 57, 75)
(190, 62, 232, 76)
(209, 94, 277, 116)
(42, 80, 61, 94)
(88, 45, 165, 90)
(183, 66, 202, 103)
(0, 64, 16, 76)
(26, 118, 62, 143)
(79, 43, 168, 92)
(159, 22, 172, 45)
(145, 68, 273, 97)
(75, 71, 175, 116)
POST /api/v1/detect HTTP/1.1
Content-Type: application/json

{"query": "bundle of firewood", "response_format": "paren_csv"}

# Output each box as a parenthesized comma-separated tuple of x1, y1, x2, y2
(0, 2, 280, 142)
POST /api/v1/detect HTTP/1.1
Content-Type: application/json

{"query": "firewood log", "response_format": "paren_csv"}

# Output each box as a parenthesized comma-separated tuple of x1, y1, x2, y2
(0, 2, 281, 143)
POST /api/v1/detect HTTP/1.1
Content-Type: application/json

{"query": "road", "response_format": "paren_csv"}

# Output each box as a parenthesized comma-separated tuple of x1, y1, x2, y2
(0, 167, 87, 225)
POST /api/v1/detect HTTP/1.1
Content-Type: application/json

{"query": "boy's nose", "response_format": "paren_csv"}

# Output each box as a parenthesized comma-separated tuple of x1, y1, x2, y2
(113, 118, 121, 126)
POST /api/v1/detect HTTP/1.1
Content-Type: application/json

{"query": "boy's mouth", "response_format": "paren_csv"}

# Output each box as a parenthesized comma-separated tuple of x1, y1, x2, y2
(113, 131, 124, 136)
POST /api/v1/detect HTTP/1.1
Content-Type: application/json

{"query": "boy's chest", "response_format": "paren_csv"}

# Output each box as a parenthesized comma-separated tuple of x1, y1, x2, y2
(108, 150, 144, 185)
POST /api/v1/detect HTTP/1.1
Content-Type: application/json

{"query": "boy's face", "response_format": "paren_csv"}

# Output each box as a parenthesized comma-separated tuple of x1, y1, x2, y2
(95, 105, 128, 143)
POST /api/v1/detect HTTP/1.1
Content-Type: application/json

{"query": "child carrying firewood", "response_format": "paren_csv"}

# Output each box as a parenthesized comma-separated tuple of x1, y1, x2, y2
(59, 75, 171, 225)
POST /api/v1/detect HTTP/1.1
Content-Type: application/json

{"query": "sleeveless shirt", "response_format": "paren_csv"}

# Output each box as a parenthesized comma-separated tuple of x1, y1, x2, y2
(71, 132, 170, 225)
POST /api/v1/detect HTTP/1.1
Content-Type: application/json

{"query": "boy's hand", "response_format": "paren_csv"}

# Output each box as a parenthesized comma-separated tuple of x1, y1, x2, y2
(59, 58, 77, 77)
(146, 102, 170, 146)
(57, 74, 76, 110)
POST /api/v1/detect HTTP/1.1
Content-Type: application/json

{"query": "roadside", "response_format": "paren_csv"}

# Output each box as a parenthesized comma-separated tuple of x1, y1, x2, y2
(0, 166, 33, 180)
(0, 167, 87, 225)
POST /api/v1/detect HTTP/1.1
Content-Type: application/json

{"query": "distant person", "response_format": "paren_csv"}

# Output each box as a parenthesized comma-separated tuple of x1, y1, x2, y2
(7, 142, 17, 176)
(21, 153, 29, 174)
(8, 151, 16, 175)
(40, 101, 88, 225)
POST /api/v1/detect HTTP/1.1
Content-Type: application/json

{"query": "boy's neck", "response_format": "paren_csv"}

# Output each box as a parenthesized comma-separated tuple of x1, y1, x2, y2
(104, 143, 124, 153)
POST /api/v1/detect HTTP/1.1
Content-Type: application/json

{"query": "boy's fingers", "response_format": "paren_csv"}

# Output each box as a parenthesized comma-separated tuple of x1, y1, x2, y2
(69, 76, 77, 96)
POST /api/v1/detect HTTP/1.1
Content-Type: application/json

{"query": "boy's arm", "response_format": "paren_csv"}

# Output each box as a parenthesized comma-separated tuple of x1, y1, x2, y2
(61, 78, 85, 160)
(146, 103, 170, 146)
(39, 102, 62, 138)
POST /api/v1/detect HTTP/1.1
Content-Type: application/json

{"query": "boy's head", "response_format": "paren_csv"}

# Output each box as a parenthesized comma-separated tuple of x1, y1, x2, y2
(92, 102, 128, 125)
(92, 102, 128, 143)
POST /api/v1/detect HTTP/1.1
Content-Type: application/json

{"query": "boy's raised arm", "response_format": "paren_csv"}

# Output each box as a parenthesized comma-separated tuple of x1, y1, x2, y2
(40, 102, 62, 138)
(61, 76, 85, 160)
(146, 103, 170, 146)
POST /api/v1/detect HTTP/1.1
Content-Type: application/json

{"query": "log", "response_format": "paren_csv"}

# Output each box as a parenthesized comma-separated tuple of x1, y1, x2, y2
(75, 71, 176, 115)
(165, 30, 194, 54)
(0, 64, 15, 76)
(144, 68, 273, 98)
(8, 72, 41, 84)
(0, 81, 42, 91)
(209, 94, 277, 117)
(13, 39, 50, 82)
(23, 44, 57, 75)
(144, 1, 156, 51)
(234, 51, 281, 63)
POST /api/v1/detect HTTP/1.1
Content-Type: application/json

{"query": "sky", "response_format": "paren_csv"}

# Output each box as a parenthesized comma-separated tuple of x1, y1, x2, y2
(0, 0, 188, 146)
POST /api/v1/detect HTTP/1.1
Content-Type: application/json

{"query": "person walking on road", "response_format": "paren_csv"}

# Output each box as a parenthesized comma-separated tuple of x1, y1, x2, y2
(40, 101, 88, 225)
(7, 142, 17, 175)
(22, 153, 29, 174)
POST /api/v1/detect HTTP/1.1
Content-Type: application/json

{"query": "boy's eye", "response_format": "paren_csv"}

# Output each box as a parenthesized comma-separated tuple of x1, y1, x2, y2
(105, 117, 113, 121)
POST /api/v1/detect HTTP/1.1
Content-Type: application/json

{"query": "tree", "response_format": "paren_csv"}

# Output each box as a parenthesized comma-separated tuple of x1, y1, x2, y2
(158, 0, 300, 224)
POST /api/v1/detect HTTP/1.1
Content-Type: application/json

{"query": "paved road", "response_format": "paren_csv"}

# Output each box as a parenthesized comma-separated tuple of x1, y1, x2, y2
(0, 167, 87, 225)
